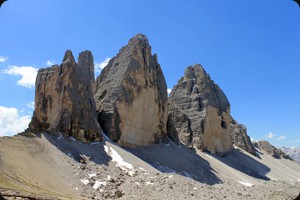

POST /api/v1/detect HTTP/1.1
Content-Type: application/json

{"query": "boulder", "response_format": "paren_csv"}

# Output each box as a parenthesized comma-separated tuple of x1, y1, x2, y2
(28, 50, 102, 142)
(230, 117, 256, 155)
(168, 64, 233, 155)
(94, 34, 168, 147)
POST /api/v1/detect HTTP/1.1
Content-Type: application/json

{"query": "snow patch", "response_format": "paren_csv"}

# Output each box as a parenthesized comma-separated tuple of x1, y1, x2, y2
(107, 175, 111, 180)
(135, 182, 140, 185)
(238, 181, 253, 187)
(80, 179, 89, 185)
(193, 187, 198, 190)
(105, 146, 136, 176)
(138, 167, 147, 172)
(89, 173, 96, 178)
(298, 179, 300, 182)
(104, 145, 109, 153)
(110, 147, 133, 169)
(146, 182, 154, 185)
(93, 181, 107, 190)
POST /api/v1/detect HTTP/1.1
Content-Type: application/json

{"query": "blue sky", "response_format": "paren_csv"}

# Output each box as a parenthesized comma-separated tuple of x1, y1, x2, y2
(0, 0, 299, 147)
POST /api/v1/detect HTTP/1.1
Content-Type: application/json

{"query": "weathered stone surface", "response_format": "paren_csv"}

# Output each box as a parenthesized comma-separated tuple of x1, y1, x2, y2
(94, 33, 168, 147)
(168, 64, 233, 155)
(230, 118, 256, 155)
(29, 50, 102, 142)
(254, 141, 290, 159)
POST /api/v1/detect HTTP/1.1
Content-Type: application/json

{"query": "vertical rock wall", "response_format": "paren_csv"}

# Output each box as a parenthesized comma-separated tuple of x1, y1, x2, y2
(29, 50, 102, 142)
(94, 34, 168, 147)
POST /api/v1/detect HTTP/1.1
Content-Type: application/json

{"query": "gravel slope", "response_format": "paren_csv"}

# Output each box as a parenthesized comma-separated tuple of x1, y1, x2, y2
(0, 132, 299, 200)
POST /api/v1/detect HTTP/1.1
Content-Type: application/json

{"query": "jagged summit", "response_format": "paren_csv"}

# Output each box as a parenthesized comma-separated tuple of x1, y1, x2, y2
(129, 33, 150, 47)
(168, 64, 233, 155)
(94, 33, 168, 147)
(62, 49, 76, 64)
(29, 50, 102, 143)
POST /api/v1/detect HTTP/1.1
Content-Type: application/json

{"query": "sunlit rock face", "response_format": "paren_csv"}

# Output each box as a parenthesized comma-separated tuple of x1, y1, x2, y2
(94, 34, 168, 147)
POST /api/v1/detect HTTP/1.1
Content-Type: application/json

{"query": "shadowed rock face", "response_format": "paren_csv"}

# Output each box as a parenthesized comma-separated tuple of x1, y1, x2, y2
(29, 50, 102, 142)
(230, 118, 256, 155)
(94, 34, 168, 147)
(168, 64, 233, 155)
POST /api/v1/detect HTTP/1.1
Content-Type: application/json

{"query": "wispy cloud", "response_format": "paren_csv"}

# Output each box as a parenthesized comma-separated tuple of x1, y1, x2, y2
(95, 58, 111, 72)
(267, 132, 274, 139)
(26, 101, 35, 110)
(2, 66, 38, 88)
(0, 106, 31, 136)
(167, 88, 172, 95)
(276, 135, 286, 141)
(46, 60, 55, 66)
(0, 56, 8, 63)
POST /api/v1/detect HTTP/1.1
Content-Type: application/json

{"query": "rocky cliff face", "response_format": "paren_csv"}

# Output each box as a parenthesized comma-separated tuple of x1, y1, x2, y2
(230, 118, 256, 155)
(168, 64, 233, 155)
(29, 50, 102, 142)
(94, 34, 168, 147)
(253, 141, 290, 159)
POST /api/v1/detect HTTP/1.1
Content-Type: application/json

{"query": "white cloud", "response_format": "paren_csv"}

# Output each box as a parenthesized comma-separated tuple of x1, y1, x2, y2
(276, 135, 286, 141)
(26, 101, 35, 110)
(0, 106, 31, 136)
(167, 88, 172, 95)
(267, 132, 274, 139)
(250, 138, 255, 142)
(46, 60, 55, 66)
(3, 66, 38, 88)
(95, 58, 111, 72)
(0, 56, 8, 63)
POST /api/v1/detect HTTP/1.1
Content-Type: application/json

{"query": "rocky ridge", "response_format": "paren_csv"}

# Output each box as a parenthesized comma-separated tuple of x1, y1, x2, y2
(94, 34, 168, 147)
(253, 140, 290, 159)
(230, 118, 256, 155)
(29, 50, 102, 143)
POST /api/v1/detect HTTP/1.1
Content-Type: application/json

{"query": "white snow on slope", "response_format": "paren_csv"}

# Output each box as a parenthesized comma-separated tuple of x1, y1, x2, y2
(238, 181, 253, 187)
(89, 173, 96, 178)
(93, 181, 106, 190)
(80, 179, 89, 185)
(104, 145, 137, 176)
